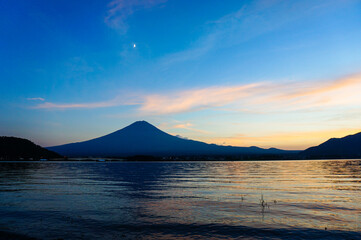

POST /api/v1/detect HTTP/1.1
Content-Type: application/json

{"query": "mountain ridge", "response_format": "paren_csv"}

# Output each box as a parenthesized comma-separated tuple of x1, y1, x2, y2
(0, 136, 62, 160)
(300, 131, 361, 158)
(47, 121, 293, 157)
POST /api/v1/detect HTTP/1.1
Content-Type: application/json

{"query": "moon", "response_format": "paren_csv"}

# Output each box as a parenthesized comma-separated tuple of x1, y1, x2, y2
(133, 44, 136, 48)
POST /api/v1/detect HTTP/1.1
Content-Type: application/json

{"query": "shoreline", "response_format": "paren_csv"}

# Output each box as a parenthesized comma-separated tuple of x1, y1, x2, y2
(0, 231, 37, 240)
(0, 158, 360, 163)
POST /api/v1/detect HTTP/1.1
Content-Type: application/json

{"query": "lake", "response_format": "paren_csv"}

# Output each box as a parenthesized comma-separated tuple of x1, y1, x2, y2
(0, 160, 360, 239)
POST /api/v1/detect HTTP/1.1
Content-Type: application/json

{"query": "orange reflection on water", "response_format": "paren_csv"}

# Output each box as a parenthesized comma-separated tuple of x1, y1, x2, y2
(136, 160, 361, 232)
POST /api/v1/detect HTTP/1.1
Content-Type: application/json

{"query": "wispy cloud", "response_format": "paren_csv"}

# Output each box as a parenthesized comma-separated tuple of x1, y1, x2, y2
(105, 0, 167, 33)
(265, 74, 361, 110)
(139, 73, 361, 115)
(158, 0, 356, 67)
(158, 0, 327, 66)
(27, 97, 45, 101)
(173, 123, 193, 129)
(139, 83, 262, 114)
(34, 102, 115, 109)
(33, 95, 139, 109)
(166, 122, 210, 134)
(31, 73, 361, 115)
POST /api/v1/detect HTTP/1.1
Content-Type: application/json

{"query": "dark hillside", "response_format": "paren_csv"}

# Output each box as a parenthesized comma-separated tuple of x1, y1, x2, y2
(300, 132, 361, 159)
(0, 136, 62, 160)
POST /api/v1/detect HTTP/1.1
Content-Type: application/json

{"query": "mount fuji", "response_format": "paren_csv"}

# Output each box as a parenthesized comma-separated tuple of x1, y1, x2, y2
(47, 121, 291, 157)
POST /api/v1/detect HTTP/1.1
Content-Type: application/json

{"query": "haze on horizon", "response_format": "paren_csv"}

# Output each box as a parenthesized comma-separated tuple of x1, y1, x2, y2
(1, 0, 361, 150)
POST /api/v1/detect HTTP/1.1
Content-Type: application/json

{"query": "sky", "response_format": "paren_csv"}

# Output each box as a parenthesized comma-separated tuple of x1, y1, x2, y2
(1, 0, 361, 150)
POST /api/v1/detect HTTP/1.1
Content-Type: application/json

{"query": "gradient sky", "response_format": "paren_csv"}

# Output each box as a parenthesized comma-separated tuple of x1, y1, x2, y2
(1, 0, 361, 150)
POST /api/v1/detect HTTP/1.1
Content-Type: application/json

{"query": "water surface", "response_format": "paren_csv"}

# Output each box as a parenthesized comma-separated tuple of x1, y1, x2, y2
(0, 160, 360, 239)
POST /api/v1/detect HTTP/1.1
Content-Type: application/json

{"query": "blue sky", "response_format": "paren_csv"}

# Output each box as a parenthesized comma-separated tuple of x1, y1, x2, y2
(1, 0, 361, 149)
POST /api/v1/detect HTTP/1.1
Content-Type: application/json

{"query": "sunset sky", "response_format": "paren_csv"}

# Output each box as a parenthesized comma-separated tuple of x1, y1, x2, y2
(1, 0, 361, 150)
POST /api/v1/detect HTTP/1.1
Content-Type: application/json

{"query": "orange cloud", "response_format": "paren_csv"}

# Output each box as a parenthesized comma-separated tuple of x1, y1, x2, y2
(31, 73, 361, 114)
(139, 83, 262, 114)
(139, 73, 361, 115)
(173, 123, 193, 129)
(287, 74, 361, 98)
(266, 73, 361, 109)
(159, 122, 210, 135)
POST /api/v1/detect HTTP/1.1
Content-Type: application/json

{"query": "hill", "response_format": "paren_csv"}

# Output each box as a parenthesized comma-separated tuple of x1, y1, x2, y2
(301, 132, 361, 159)
(47, 121, 293, 158)
(0, 136, 62, 160)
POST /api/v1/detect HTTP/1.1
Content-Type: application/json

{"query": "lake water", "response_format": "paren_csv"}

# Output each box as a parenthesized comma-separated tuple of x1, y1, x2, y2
(0, 160, 360, 239)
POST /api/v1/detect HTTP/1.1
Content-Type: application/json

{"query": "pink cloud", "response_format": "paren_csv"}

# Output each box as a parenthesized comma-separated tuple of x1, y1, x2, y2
(139, 73, 361, 115)
(139, 83, 263, 114)
(31, 73, 361, 115)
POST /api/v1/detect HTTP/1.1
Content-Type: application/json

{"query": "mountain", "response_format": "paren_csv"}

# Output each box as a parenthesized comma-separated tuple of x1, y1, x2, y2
(301, 132, 361, 159)
(47, 121, 292, 157)
(0, 136, 62, 160)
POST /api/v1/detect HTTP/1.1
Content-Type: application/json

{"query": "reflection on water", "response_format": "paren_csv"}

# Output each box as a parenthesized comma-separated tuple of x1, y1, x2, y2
(0, 160, 360, 239)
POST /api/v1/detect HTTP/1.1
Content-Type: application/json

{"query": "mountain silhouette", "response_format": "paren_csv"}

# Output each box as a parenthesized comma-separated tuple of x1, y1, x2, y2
(0, 136, 62, 160)
(47, 121, 290, 157)
(301, 131, 361, 159)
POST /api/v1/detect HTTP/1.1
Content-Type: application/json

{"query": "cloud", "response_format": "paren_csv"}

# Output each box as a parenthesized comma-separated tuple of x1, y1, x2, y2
(31, 73, 361, 115)
(277, 74, 361, 99)
(34, 102, 115, 109)
(156, 2, 278, 66)
(32, 95, 139, 109)
(265, 74, 361, 110)
(27, 97, 45, 101)
(139, 83, 262, 114)
(139, 73, 361, 115)
(157, 121, 210, 135)
(158, 0, 356, 67)
(158, 0, 326, 66)
(159, 32, 219, 66)
(173, 123, 193, 129)
(175, 135, 189, 140)
(169, 122, 209, 134)
(105, 0, 167, 33)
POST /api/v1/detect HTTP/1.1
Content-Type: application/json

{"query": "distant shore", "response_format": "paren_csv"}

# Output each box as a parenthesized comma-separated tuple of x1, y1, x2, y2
(0, 231, 37, 240)
(1, 157, 361, 162)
